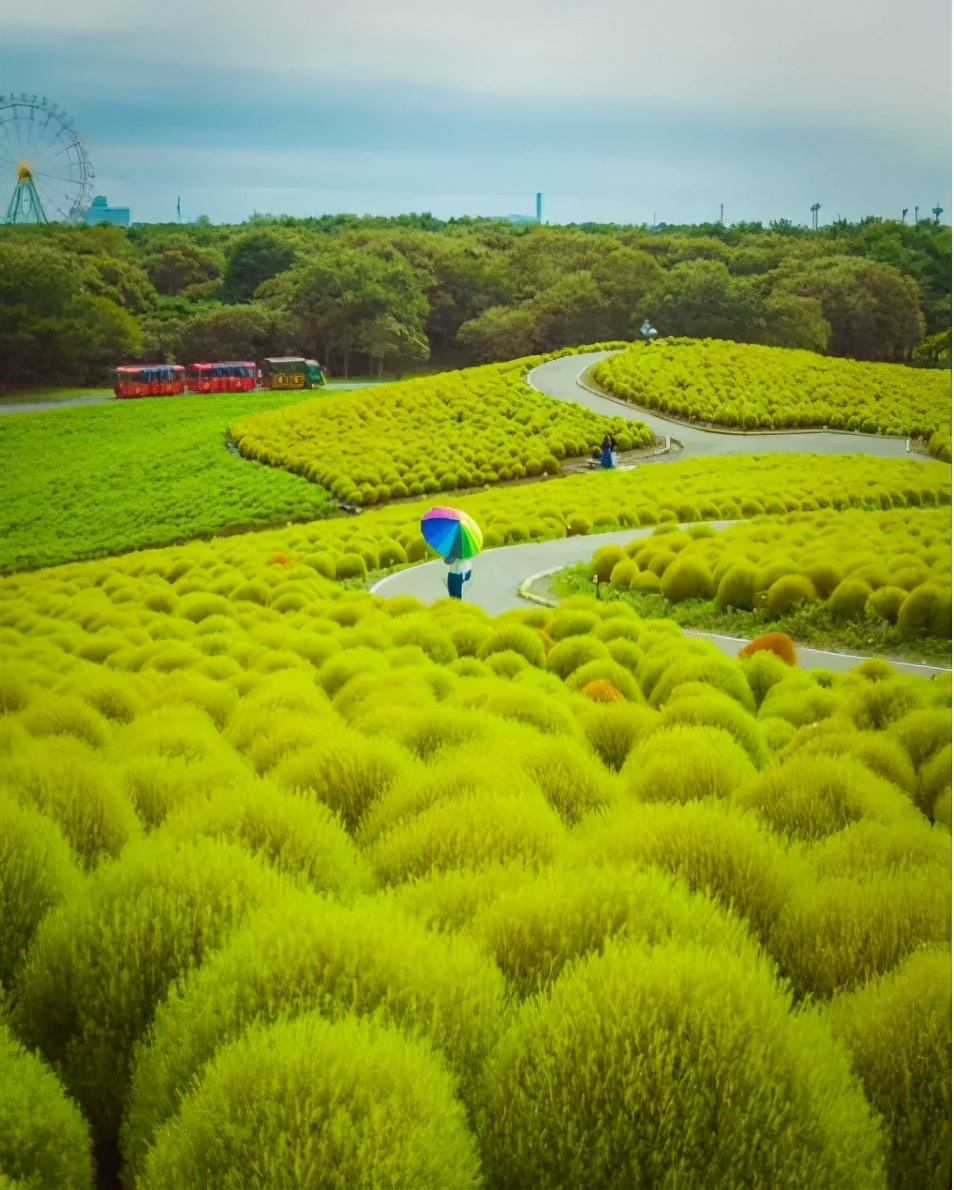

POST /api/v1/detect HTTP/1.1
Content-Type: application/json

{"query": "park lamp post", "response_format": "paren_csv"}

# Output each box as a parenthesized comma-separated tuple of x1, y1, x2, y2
(592, 574, 601, 600)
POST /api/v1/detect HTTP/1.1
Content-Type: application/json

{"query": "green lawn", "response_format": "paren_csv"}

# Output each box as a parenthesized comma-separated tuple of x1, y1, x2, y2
(0, 387, 114, 405)
(0, 392, 339, 573)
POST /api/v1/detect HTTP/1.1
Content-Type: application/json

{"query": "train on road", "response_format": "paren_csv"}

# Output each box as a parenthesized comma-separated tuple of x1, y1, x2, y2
(113, 358, 326, 399)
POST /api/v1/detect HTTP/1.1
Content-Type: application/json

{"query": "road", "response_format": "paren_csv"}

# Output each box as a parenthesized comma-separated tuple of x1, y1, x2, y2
(372, 353, 948, 676)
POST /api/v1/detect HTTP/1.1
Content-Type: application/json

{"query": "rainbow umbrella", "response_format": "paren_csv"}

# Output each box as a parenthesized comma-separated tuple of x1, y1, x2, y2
(421, 507, 483, 560)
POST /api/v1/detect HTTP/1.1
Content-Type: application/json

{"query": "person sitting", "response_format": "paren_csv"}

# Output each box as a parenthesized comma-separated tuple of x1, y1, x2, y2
(599, 434, 617, 469)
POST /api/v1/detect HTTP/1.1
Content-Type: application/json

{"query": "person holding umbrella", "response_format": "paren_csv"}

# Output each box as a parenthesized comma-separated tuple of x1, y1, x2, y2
(420, 507, 483, 600)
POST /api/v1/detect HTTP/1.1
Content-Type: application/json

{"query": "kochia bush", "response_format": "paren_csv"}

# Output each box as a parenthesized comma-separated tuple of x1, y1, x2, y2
(139, 1014, 482, 1190)
(477, 939, 886, 1189)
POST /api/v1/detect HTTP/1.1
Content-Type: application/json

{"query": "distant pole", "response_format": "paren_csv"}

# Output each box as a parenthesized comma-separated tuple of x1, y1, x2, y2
(915, 206, 919, 221)
(177, 195, 181, 223)
(810, 202, 821, 230)
(719, 203, 724, 223)
(932, 203, 943, 223)
(901, 208, 908, 223)
(536, 192, 542, 223)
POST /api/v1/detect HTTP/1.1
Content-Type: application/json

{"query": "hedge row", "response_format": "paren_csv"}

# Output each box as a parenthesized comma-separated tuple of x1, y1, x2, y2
(591, 507, 952, 640)
(594, 337, 952, 436)
(231, 346, 652, 507)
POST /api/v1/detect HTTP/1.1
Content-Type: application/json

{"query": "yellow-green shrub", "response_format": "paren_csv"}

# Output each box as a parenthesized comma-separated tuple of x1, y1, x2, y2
(622, 724, 756, 803)
(0, 1023, 93, 1190)
(473, 863, 758, 999)
(122, 891, 506, 1177)
(477, 624, 545, 668)
(578, 701, 659, 771)
(139, 1013, 482, 1190)
(660, 556, 715, 602)
(0, 795, 84, 987)
(2, 736, 141, 869)
(826, 949, 952, 1190)
(769, 870, 950, 998)
(14, 835, 282, 1141)
(477, 939, 885, 1190)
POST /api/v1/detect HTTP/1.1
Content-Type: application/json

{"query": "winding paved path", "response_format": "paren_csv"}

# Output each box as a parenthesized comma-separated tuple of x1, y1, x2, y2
(372, 353, 948, 676)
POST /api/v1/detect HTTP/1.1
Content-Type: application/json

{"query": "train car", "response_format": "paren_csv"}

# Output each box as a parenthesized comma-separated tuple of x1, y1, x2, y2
(260, 357, 326, 390)
(114, 365, 186, 399)
(185, 361, 258, 394)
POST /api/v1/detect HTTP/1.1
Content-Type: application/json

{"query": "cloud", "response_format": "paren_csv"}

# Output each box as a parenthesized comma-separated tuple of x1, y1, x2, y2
(1, 0, 949, 223)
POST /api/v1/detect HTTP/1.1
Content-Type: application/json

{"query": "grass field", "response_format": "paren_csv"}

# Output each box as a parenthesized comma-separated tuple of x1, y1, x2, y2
(0, 392, 337, 573)
(1, 342, 950, 1190)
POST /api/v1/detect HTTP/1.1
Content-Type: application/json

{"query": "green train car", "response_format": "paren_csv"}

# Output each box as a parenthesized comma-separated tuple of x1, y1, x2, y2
(260, 357, 326, 391)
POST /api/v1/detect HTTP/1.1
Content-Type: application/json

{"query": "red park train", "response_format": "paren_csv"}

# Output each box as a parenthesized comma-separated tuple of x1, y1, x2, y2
(112, 358, 326, 399)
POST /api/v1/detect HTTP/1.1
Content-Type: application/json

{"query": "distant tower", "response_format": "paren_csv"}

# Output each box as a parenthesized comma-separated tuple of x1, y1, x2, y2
(810, 202, 821, 230)
(536, 192, 542, 223)
(901, 209, 908, 222)
(915, 206, 919, 221)
(932, 203, 944, 223)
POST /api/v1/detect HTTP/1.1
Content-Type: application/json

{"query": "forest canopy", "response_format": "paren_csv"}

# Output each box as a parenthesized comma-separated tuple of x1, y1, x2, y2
(0, 213, 949, 388)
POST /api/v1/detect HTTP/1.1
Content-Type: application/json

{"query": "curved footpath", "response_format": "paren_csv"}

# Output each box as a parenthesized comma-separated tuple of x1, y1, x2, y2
(372, 353, 949, 676)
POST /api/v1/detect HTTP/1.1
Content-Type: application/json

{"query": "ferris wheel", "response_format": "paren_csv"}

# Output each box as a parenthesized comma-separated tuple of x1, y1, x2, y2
(0, 94, 94, 224)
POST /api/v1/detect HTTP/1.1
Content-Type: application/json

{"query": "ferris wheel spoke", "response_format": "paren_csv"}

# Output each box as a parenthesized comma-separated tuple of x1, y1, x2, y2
(33, 169, 81, 186)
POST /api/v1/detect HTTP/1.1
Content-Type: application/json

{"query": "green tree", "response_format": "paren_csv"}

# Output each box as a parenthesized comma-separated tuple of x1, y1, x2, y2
(643, 259, 767, 342)
(144, 239, 224, 297)
(590, 247, 662, 339)
(0, 240, 140, 387)
(360, 313, 431, 375)
(175, 304, 290, 364)
(777, 257, 925, 361)
(455, 306, 535, 364)
(762, 294, 831, 352)
(220, 232, 298, 303)
(267, 248, 429, 376)
(530, 272, 610, 352)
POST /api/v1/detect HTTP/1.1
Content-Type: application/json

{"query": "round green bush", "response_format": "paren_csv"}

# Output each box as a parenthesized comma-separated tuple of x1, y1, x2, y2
(622, 723, 757, 803)
(544, 635, 609, 680)
(14, 835, 282, 1142)
(661, 688, 771, 768)
(485, 649, 529, 678)
(377, 539, 408, 568)
(472, 864, 756, 999)
(918, 744, 952, 820)
(800, 560, 844, 599)
(162, 779, 375, 898)
(139, 1013, 482, 1190)
(768, 868, 949, 998)
(647, 547, 679, 577)
(827, 948, 951, 1190)
(733, 753, 915, 843)
(0, 795, 84, 988)
(766, 573, 816, 617)
(566, 659, 641, 702)
(576, 799, 800, 941)
(760, 715, 797, 751)
(391, 618, 457, 665)
(271, 728, 410, 833)
(660, 557, 715, 603)
(477, 624, 546, 668)
(865, 585, 908, 625)
(592, 615, 642, 644)
(714, 563, 757, 610)
(2, 737, 142, 870)
(829, 578, 874, 622)
(0, 1023, 93, 1190)
(605, 637, 642, 673)
(629, 569, 661, 594)
(368, 780, 566, 883)
(587, 547, 623, 585)
(122, 891, 505, 1178)
(516, 735, 618, 825)
(897, 583, 952, 640)
(754, 562, 800, 596)
(609, 559, 639, 589)
(888, 708, 952, 770)
(789, 730, 918, 800)
(548, 610, 601, 641)
(334, 552, 368, 581)
(739, 649, 791, 709)
(757, 675, 840, 728)
(579, 702, 659, 771)
(648, 654, 757, 713)
(477, 939, 885, 1190)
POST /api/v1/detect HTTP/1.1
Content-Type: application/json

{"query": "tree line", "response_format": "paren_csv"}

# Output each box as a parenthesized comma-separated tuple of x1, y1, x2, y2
(0, 212, 949, 389)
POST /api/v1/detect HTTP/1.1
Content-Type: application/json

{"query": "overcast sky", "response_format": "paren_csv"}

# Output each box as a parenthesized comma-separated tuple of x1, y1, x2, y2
(1, 0, 950, 226)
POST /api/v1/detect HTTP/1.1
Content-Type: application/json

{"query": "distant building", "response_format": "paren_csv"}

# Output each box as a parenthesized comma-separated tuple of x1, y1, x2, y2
(85, 195, 130, 227)
(507, 214, 537, 224)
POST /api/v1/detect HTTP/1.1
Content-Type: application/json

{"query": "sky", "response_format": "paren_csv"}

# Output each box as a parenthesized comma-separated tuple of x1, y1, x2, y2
(1, 0, 950, 226)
